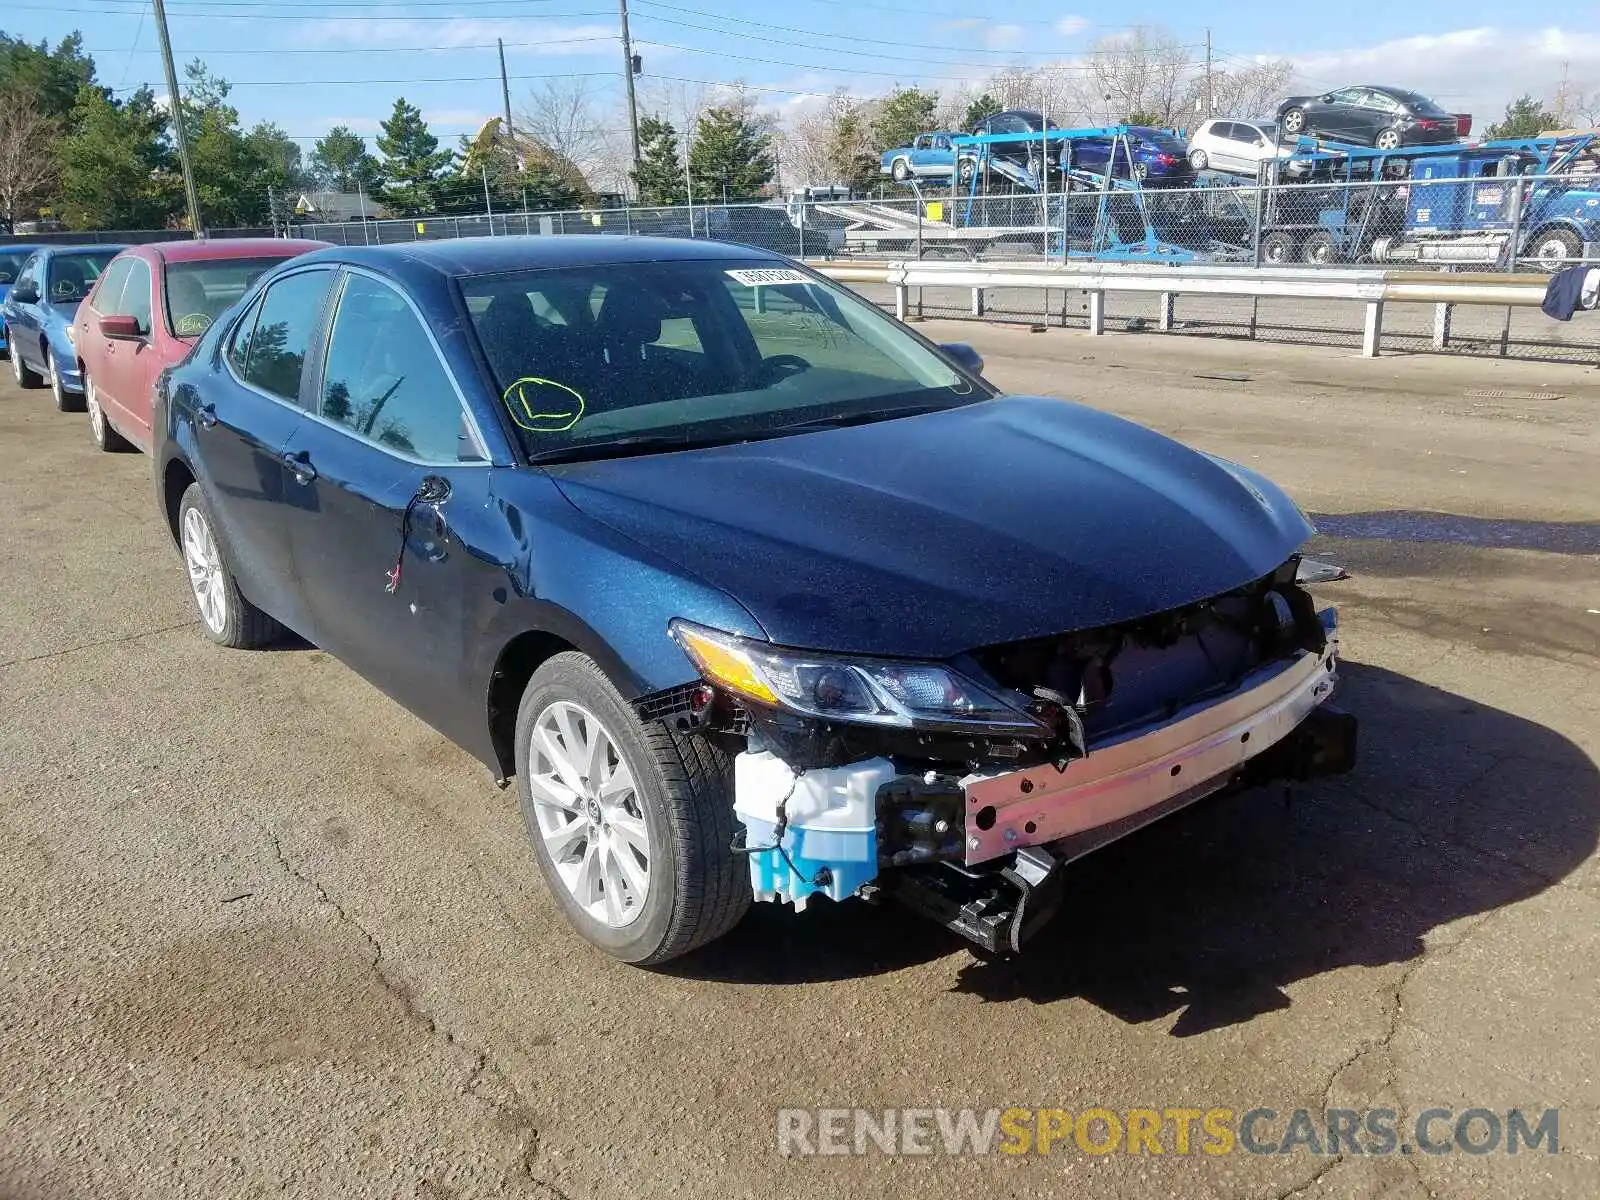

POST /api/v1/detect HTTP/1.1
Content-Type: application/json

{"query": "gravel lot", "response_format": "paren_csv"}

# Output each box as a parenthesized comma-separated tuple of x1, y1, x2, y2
(1, 326, 1596, 1199)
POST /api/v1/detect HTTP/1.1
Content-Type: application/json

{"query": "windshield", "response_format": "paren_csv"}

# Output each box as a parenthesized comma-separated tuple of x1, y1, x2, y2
(164, 256, 296, 338)
(462, 259, 986, 461)
(0, 252, 29, 285)
(1394, 90, 1451, 117)
(45, 251, 117, 304)
(1140, 132, 1187, 153)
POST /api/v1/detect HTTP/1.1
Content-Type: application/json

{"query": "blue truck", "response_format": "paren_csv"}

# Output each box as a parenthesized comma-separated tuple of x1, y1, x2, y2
(1255, 134, 1600, 266)
(879, 132, 977, 184)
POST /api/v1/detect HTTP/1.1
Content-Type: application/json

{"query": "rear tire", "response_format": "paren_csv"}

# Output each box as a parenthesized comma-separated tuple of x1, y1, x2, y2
(85, 375, 133, 452)
(1188, 149, 1209, 171)
(515, 652, 750, 965)
(1260, 230, 1299, 264)
(1374, 128, 1401, 151)
(1280, 107, 1306, 136)
(1301, 231, 1337, 264)
(10, 334, 42, 387)
(49, 347, 82, 412)
(1527, 226, 1581, 272)
(177, 483, 283, 649)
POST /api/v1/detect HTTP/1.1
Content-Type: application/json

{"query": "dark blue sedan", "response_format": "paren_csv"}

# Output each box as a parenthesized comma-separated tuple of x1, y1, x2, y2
(154, 236, 1353, 964)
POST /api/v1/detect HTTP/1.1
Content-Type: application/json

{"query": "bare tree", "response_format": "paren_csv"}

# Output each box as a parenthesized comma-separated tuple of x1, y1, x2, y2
(1077, 28, 1192, 124)
(1186, 58, 1294, 122)
(517, 77, 629, 194)
(1575, 87, 1600, 128)
(0, 88, 59, 228)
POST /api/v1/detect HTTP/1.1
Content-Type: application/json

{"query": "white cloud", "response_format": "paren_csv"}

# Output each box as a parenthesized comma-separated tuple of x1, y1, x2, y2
(1286, 26, 1600, 124)
(984, 24, 1024, 50)
(297, 17, 615, 54)
(1055, 16, 1089, 37)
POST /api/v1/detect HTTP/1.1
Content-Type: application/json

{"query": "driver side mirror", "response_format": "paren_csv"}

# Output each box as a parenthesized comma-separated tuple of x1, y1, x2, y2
(939, 341, 984, 375)
(99, 314, 144, 341)
(11, 282, 39, 304)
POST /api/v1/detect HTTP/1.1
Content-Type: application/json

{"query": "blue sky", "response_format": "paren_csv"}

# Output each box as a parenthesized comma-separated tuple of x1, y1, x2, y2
(8, 0, 1600, 154)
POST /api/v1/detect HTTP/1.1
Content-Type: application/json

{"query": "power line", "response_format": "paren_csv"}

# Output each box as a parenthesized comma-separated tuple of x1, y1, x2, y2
(113, 69, 620, 90)
(8, 2, 611, 18)
(89, 36, 618, 55)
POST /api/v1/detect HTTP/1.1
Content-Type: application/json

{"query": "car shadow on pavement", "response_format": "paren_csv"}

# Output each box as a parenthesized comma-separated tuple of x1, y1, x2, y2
(669, 662, 1600, 1021)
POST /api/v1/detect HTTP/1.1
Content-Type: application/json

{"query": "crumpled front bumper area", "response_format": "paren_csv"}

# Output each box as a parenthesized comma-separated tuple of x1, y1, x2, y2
(732, 610, 1355, 950)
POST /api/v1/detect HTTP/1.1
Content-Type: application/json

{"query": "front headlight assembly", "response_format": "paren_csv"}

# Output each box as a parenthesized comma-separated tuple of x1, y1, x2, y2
(669, 619, 1048, 736)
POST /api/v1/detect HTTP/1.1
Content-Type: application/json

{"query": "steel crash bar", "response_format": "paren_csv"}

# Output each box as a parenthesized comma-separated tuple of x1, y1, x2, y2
(807, 259, 1556, 357)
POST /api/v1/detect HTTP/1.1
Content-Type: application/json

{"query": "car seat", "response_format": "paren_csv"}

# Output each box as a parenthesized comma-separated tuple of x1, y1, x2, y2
(166, 272, 211, 333)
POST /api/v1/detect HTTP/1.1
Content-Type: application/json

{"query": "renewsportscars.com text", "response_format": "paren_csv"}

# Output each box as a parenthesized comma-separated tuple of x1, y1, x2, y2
(776, 1107, 1560, 1158)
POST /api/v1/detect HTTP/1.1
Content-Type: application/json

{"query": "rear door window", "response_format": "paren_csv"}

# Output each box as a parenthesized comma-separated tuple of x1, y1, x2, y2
(234, 268, 336, 404)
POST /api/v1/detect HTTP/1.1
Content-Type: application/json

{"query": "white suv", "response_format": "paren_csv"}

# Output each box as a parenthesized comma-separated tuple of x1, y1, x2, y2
(1186, 119, 1289, 177)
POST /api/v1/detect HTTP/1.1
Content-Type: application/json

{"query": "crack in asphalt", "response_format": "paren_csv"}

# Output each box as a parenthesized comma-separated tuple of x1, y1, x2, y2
(255, 820, 549, 1192)
(0, 618, 199, 670)
(1270, 1155, 1341, 1199)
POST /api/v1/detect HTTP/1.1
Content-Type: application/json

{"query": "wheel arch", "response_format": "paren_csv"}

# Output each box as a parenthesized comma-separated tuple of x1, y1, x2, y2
(160, 455, 197, 546)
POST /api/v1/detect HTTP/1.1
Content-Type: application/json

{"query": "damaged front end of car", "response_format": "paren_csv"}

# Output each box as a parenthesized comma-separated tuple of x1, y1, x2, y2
(639, 555, 1357, 957)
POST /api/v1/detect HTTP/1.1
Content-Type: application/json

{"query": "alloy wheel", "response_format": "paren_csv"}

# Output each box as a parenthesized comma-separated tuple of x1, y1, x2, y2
(526, 700, 651, 929)
(181, 505, 228, 634)
(87, 379, 106, 446)
(1283, 110, 1304, 133)
(1376, 131, 1400, 150)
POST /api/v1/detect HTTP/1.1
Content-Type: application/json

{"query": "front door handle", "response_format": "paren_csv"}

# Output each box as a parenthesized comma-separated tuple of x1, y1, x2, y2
(196, 403, 218, 428)
(282, 449, 317, 484)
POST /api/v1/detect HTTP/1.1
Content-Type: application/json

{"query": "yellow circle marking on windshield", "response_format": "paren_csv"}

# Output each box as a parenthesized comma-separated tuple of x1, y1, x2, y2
(174, 312, 211, 336)
(503, 376, 586, 433)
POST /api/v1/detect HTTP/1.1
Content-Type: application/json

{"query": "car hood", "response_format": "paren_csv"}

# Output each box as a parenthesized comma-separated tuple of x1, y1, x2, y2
(549, 396, 1314, 658)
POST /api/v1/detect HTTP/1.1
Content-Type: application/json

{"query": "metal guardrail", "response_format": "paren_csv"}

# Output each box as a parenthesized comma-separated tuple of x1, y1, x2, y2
(809, 259, 1558, 357)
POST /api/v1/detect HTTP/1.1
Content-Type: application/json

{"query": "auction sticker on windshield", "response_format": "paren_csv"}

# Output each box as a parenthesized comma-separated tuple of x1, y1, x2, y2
(726, 268, 811, 286)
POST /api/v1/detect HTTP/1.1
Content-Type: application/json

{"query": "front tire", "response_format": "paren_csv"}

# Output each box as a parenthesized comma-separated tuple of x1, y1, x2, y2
(891, 158, 910, 182)
(11, 335, 42, 388)
(177, 483, 283, 649)
(86, 375, 133, 452)
(1280, 107, 1306, 135)
(48, 347, 82, 412)
(1188, 148, 1209, 171)
(1528, 227, 1581, 271)
(514, 652, 750, 965)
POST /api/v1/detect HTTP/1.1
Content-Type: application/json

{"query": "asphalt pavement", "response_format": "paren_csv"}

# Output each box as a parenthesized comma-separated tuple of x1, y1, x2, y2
(1, 327, 1597, 1199)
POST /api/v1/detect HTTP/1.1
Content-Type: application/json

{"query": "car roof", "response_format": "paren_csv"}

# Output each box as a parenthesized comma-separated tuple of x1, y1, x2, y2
(152, 237, 330, 263)
(32, 244, 128, 257)
(298, 235, 781, 278)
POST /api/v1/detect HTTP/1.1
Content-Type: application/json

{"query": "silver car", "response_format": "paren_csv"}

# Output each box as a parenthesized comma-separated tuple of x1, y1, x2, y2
(1187, 118, 1294, 177)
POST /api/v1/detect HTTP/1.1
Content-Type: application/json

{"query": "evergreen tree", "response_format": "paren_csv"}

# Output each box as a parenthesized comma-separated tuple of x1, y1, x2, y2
(310, 126, 382, 192)
(376, 97, 455, 216)
(688, 105, 773, 202)
(1485, 95, 1559, 139)
(56, 84, 176, 228)
(872, 87, 939, 152)
(826, 106, 879, 195)
(633, 114, 684, 206)
(0, 31, 100, 121)
(180, 61, 277, 227)
(961, 92, 1003, 132)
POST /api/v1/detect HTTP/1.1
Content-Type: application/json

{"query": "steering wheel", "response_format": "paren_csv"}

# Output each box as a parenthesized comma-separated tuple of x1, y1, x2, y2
(756, 354, 812, 385)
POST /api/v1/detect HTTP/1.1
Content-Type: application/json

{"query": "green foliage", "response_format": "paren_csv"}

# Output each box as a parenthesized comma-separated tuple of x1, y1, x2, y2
(961, 92, 1003, 132)
(633, 114, 684, 206)
(828, 106, 880, 195)
(310, 126, 381, 192)
(55, 84, 176, 229)
(179, 60, 292, 226)
(0, 31, 100, 121)
(872, 87, 939, 151)
(376, 97, 455, 216)
(1125, 110, 1164, 127)
(1485, 95, 1559, 139)
(688, 105, 773, 202)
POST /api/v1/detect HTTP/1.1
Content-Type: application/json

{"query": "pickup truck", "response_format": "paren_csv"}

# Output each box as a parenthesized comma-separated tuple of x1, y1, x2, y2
(881, 132, 974, 184)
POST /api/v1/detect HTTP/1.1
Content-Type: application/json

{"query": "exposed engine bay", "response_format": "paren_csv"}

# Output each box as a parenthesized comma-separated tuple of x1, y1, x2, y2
(639, 556, 1357, 955)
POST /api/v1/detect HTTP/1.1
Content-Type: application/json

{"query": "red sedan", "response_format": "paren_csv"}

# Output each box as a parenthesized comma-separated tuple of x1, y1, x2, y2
(75, 238, 328, 453)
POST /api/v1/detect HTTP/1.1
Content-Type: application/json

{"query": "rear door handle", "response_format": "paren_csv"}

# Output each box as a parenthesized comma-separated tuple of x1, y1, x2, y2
(196, 403, 218, 428)
(282, 449, 316, 484)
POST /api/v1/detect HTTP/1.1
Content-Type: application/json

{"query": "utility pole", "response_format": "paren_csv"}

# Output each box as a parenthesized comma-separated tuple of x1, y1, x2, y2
(1204, 28, 1214, 117)
(1554, 60, 1571, 126)
(497, 38, 516, 147)
(619, 0, 641, 169)
(151, 0, 203, 236)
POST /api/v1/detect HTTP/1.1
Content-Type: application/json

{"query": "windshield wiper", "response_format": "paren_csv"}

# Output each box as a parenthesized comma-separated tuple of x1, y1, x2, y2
(525, 432, 735, 465)
(760, 402, 961, 437)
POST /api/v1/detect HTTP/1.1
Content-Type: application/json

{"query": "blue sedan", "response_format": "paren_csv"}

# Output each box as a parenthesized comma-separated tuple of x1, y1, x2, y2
(2, 244, 125, 410)
(153, 236, 1353, 964)
(0, 243, 45, 357)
